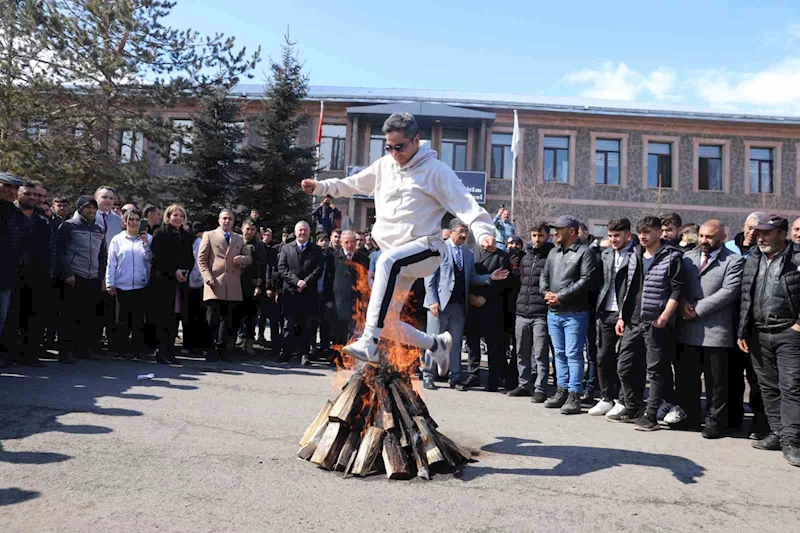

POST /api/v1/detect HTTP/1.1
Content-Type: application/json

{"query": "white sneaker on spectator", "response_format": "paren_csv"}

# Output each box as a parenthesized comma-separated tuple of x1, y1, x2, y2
(589, 399, 616, 416)
(605, 400, 625, 419)
(663, 404, 687, 425)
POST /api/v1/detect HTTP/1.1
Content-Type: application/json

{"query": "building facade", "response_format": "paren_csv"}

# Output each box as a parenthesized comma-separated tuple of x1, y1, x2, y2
(160, 85, 800, 236)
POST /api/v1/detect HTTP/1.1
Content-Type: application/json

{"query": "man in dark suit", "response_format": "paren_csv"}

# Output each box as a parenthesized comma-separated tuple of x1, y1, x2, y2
(676, 219, 744, 438)
(278, 220, 323, 364)
(331, 230, 370, 348)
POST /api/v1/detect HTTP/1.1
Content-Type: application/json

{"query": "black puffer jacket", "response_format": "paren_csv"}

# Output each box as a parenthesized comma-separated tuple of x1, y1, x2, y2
(622, 240, 683, 323)
(738, 242, 800, 338)
(515, 242, 554, 318)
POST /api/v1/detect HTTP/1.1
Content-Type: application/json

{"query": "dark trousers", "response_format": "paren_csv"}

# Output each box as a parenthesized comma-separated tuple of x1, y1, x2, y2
(96, 290, 117, 352)
(333, 316, 358, 347)
(282, 311, 315, 358)
(466, 310, 508, 387)
(115, 288, 147, 355)
(584, 312, 598, 394)
(596, 310, 621, 401)
(238, 296, 259, 340)
(749, 327, 800, 444)
(60, 276, 101, 355)
(184, 288, 210, 352)
(4, 281, 46, 361)
(675, 345, 730, 427)
(729, 348, 767, 432)
(258, 297, 281, 351)
(617, 321, 674, 415)
(206, 300, 238, 349)
(314, 299, 333, 352)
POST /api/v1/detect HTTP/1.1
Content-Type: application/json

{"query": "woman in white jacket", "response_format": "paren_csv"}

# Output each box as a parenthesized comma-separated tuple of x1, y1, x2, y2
(105, 208, 151, 359)
(301, 112, 504, 366)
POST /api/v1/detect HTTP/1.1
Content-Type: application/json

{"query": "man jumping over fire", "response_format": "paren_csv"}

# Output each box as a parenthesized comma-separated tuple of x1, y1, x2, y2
(301, 112, 505, 367)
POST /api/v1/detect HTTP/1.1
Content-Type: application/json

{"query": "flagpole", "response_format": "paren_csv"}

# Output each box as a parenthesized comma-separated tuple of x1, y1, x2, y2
(314, 101, 324, 178)
(510, 110, 520, 220)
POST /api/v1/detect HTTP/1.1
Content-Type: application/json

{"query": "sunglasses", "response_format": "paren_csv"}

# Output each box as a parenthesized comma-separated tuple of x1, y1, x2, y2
(385, 141, 413, 153)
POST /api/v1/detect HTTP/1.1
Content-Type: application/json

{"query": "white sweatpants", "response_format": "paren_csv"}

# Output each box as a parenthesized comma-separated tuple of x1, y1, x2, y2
(365, 236, 443, 350)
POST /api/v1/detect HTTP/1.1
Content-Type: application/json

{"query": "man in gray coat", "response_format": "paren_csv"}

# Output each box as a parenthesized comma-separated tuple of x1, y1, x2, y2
(676, 220, 744, 438)
(422, 218, 507, 390)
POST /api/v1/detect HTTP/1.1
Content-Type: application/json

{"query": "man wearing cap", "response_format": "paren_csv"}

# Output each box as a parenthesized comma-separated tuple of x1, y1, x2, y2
(0, 172, 29, 367)
(737, 215, 800, 467)
(539, 215, 599, 414)
(56, 195, 107, 363)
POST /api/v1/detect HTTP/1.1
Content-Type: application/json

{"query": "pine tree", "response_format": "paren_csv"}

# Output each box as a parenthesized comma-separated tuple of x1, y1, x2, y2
(242, 34, 316, 229)
(3, 0, 259, 200)
(176, 87, 246, 226)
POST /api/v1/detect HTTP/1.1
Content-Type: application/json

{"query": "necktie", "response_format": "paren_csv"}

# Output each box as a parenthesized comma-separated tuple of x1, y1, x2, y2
(455, 246, 463, 270)
(102, 212, 108, 235)
(346, 253, 352, 261)
(224, 232, 230, 245)
(700, 252, 710, 270)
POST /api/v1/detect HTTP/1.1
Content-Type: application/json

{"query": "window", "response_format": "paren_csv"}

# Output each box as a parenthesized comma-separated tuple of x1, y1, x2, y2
(441, 128, 467, 171)
(369, 125, 384, 165)
(319, 124, 346, 171)
(543, 136, 569, 183)
(120, 130, 144, 163)
(594, 139, 620, 185)
(26, 120, 47, 140)
(233, 121, 246, 153)
(647, 142, 672, 188)
(749, 148, 773, 194)
(591, 223, 607, 239)
(491, 133, 513, 179)
(698, 145, 723, 191)
(170, 119, 193, 162)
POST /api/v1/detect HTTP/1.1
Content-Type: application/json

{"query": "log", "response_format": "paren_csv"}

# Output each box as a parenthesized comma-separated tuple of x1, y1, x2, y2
(297, 420, 329, 460)
(342, 448, 358, 479)
(375, 376, 396, 431)
(382, 432, 410, 479)
(352, 426, 385, 476)
(335, 431, 361, 471)
(389, 383, 414, 429)
(329, 374, 365, 423)
(409, 428, 430, 480)
(414, 416, 445, 465)
(437, 433, 473, 462)
(395, 379, 433, 424)
(299, 401, 332, 446)
(310, 422, 347, 470)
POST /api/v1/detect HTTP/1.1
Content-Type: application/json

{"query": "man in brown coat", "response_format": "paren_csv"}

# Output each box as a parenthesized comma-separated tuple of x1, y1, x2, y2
(198, 209, 252, 361)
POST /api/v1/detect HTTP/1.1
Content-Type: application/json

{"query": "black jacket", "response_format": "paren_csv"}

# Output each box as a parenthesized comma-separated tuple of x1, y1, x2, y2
(738, 242, 800, 338)
(18, 208, 56, 283)
(331, 248, 369, 322)
(539, 239, 599, 313)
(150, 224, 194, 316)
(263, 243, 280, 292)
(471, 247, 511, 324)
(596, 242, 635, 314)
(505, 248, 523, 315)
(241, 239, 267, 296)
(515, 242, 554, 318)
(621, 240, 683, 323)
(278, 241, 323, 315)
(0, 201, 31, 290)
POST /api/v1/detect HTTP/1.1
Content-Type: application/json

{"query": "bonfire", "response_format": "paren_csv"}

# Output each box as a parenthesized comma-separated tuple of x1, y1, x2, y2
(297, 262, 474, 480)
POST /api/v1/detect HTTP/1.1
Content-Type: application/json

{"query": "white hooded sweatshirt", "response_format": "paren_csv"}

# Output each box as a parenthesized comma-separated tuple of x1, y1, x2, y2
(313, 144, 495, 251)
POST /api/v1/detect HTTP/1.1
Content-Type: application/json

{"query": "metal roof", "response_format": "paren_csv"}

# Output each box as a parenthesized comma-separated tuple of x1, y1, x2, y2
(230, 84, 800, 126)
(346, 102, 495, 120)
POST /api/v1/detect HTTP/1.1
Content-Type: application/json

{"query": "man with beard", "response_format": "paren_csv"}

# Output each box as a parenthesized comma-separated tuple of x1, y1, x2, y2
(57, 195, 107, 363)
(676, 220, 744, 438)
(539, 216, 599, 413)
(503, 235, 524, 390)
(737, 215, 800, 467)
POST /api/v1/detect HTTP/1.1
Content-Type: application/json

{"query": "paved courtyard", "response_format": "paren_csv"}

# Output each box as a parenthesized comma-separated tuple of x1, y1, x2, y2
(1, 354, 797, 533)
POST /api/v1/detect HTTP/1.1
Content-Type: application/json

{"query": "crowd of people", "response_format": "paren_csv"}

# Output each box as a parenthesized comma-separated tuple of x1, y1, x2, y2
(2, 168, 800, 468)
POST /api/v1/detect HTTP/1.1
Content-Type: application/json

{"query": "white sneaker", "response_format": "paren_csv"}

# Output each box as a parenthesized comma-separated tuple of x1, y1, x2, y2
(605, 400, 625, 420)
(342, 334, 379, 364)
(589, 399, 616, 416)
(426, 332, 452, 377)
(663, 404, 687, 425)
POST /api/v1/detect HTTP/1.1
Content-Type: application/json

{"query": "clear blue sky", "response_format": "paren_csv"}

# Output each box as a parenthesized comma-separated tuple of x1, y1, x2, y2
(168, 1, 800, 115)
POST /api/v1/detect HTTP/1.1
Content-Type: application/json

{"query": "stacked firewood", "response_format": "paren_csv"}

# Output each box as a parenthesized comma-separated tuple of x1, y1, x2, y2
(298, 365, 473, 479)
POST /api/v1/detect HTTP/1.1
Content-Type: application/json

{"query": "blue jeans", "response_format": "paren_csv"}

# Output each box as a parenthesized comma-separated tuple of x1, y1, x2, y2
(547, 311, 590, 393)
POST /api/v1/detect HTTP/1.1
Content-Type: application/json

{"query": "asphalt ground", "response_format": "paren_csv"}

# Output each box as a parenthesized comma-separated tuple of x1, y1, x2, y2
(1, 350, 798, 533)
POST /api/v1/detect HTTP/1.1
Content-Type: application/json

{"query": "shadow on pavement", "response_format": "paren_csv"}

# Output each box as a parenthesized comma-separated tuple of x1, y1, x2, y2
(457, 436, 706, 485)
(0, 487, 40, 507)
(0, 352, 326, 506)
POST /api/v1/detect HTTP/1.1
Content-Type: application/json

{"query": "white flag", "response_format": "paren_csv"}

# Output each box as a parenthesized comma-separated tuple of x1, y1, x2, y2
(511, 109, 521, 162)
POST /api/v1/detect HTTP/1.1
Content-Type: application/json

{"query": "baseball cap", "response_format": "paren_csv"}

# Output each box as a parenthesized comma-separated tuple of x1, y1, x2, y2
(550, 215, 580, 231)
(0, 171, 23, 186)
(754, 214, 789, 232)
